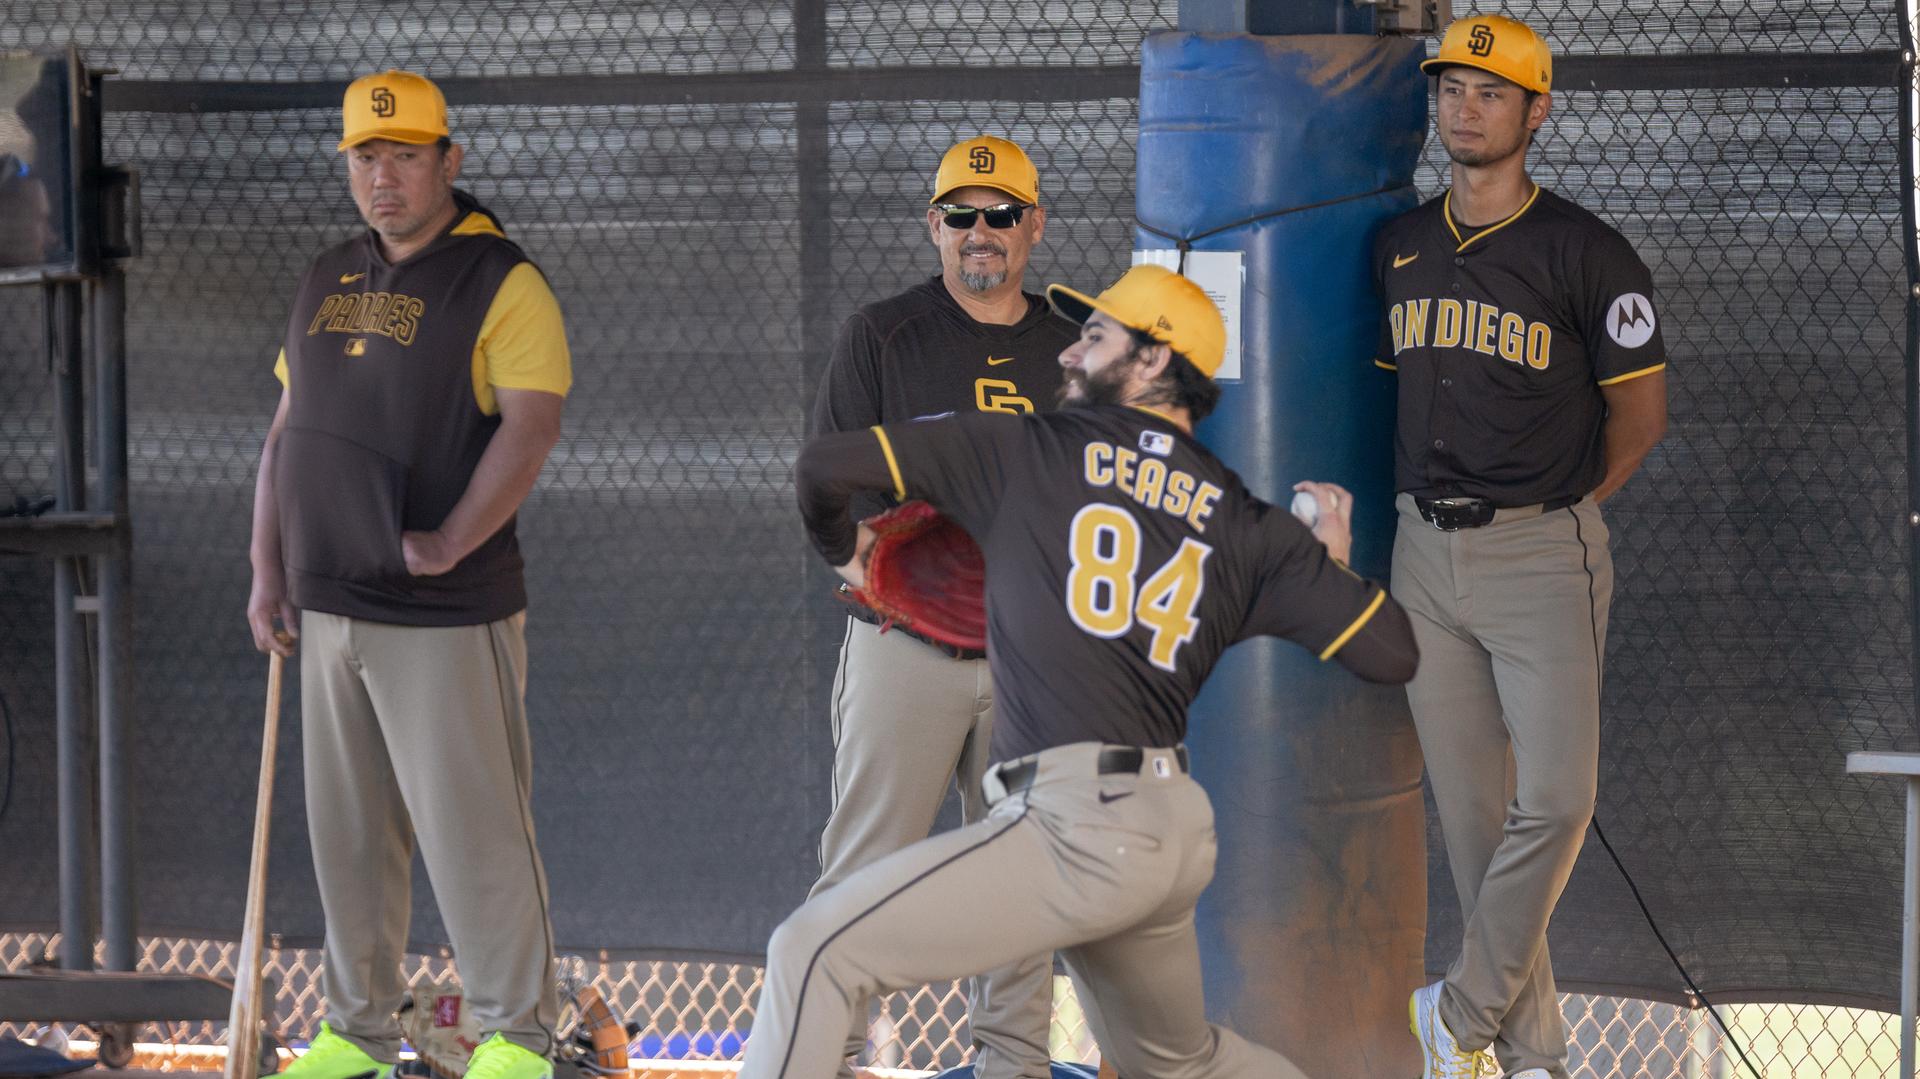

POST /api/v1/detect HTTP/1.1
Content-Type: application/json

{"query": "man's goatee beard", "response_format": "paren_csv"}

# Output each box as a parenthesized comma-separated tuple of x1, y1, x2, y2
(960, 267, 1008, 292)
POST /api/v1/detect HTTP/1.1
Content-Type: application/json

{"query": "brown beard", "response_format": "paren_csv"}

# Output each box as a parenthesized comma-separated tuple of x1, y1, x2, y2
(1057, 350, 1145, 409)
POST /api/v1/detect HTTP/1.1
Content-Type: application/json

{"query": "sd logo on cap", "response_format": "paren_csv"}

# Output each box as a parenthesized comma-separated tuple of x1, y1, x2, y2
(339, 70, 450, 152)
(1423, 14, 1552, 94)
(931, 135, 1038, 206)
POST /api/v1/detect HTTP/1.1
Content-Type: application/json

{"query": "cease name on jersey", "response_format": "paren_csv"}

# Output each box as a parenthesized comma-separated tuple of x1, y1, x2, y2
(306, 290, 427, 346)
(1084, 441, 1222, 534)
(1387, 297, 1553, 370)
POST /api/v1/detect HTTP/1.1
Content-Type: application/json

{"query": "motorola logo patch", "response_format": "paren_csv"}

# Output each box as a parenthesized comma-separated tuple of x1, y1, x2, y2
(1605, 292, 1657, 349)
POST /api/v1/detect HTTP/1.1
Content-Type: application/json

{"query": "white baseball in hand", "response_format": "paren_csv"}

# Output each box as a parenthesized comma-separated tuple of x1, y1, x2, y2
(1290, 490, 1320, 526)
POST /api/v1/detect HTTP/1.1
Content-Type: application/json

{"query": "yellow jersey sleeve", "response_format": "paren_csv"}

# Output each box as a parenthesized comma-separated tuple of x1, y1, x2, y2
(273, 348, 288, 387)
(471, 262, 572, 415)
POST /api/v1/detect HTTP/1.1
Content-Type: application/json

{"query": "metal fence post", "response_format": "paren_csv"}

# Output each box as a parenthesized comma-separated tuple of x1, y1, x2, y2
(1848, 752, 1920, 1079)
(49, 279, 93, 973)
(92, 264, 135, 973)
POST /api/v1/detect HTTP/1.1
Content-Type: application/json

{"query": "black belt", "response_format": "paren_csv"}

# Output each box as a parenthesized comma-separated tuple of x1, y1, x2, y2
(1413, 494, 1581, 532)
(995, 745, 1190, 794)
(842, 594, 986, 661)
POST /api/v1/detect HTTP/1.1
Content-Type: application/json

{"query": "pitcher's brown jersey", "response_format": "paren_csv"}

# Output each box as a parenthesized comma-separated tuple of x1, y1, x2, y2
(864, 406, 1400, 760)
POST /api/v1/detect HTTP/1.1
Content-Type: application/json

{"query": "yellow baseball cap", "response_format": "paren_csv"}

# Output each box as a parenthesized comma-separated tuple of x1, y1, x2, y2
(1047, 265, 1226, 378)
(930, 136, 1039, 205)
(338, 70, 449, 152)
(1422, 14, 1552, 95)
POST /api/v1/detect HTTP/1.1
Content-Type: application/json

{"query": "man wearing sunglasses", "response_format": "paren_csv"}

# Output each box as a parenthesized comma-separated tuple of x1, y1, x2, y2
(805, 135, 1075, 1079)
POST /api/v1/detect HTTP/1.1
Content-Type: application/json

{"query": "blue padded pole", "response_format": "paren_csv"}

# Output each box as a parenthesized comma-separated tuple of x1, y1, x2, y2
(1136, 31, 1428, 1074)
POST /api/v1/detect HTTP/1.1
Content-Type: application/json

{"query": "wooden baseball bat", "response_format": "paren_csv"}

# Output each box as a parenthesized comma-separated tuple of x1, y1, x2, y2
(226, 645, 285, 1079)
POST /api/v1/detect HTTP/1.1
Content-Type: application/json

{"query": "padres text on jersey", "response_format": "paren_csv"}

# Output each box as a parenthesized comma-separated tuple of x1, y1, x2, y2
(305, 290, 428, 344)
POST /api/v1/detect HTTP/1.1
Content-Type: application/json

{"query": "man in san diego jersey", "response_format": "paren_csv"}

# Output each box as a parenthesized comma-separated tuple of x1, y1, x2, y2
(741, 264, 1418, 1079)
(1375, 16, 1668, 1079)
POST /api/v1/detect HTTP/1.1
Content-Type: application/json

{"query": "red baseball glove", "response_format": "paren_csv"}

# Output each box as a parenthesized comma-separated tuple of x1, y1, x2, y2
(843, 501, 987, 652)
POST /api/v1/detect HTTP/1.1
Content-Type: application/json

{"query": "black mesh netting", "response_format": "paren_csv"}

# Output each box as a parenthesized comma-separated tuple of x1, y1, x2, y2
(1, 0, 1916, 1009)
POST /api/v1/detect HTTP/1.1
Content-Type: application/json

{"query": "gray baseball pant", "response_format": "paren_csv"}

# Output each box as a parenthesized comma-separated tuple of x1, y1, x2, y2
(300, 609, 560, 1059)
(811, 617, 1051, 1079)
(1390, 494, 1613, 1078)
(745, 743, 1309, 1079)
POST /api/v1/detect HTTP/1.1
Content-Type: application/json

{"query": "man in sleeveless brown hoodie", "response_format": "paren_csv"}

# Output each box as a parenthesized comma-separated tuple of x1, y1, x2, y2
(245, 70, 570, 1079)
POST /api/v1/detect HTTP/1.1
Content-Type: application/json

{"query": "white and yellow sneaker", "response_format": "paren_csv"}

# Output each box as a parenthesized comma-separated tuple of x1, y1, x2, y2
(1409, 981, 1497, 1079)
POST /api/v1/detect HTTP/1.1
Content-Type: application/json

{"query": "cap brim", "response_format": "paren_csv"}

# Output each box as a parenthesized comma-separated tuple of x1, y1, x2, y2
(929, 181, 1035, 206)
(337, 128, 445, 152)
(1047, 282, 1161, 343)
(1420, 57, 1537, 91)
(1045, 283, 1101, 327)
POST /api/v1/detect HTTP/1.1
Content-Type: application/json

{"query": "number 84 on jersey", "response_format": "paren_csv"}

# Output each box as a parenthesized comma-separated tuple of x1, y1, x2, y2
(1065, 504, 1212, 673)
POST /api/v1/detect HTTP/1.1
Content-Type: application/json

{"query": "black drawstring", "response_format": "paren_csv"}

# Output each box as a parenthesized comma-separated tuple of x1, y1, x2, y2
(1135, 180, 1413, 272)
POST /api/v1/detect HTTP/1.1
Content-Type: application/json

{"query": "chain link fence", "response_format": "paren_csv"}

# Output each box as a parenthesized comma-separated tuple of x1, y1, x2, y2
(0, 933, 1904, 1076)
(0, 934, 1096, 1074)
(2, 0, 1917, 1075)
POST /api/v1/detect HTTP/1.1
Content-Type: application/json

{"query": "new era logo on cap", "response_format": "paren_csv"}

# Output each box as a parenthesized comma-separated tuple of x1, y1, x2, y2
(1156, 315, 1173, 331)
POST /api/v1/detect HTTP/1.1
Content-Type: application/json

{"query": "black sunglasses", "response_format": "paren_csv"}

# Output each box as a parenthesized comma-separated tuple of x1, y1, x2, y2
(934, 202, 1031, 230)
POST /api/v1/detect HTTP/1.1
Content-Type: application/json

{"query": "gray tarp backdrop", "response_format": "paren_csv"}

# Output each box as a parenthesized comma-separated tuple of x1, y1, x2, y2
(1, 0, 1916, 1009)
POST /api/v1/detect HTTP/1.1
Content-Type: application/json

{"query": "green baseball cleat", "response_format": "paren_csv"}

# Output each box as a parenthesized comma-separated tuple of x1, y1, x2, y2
(280, 1024, 394, 1079)
(463, 1034, 552, 1079)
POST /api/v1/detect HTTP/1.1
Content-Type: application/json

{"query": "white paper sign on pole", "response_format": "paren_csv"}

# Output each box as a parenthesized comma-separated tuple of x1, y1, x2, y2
(1130, 248, 1246, 382)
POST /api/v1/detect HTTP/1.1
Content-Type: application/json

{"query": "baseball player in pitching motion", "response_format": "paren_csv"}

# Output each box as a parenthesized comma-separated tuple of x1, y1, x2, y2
(806, 135, 1074, 1078)
(1375, 16, 1668, 1078)
(743, 264, 1419, 1079)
